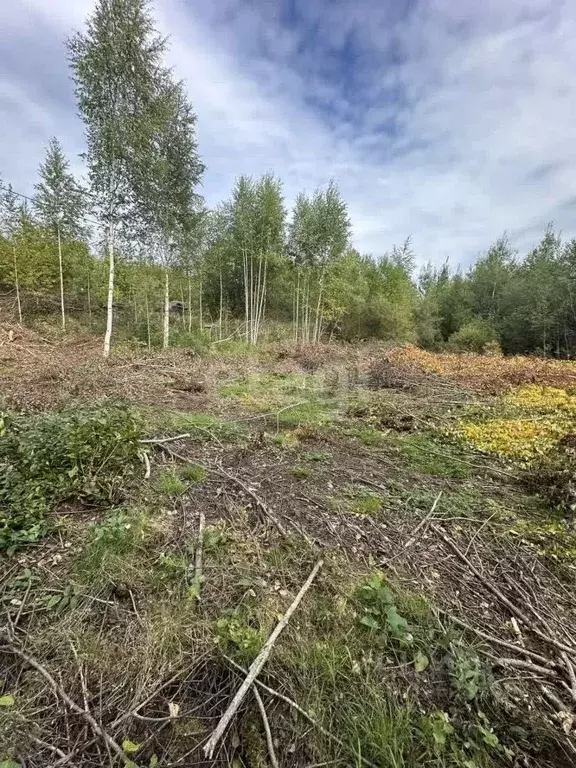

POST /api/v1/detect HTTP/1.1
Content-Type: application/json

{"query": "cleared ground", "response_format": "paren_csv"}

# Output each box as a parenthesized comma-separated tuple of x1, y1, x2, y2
(1, 328, 576, 767)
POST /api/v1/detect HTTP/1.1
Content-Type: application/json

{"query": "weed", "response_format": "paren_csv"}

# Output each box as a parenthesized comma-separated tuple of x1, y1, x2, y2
(448, 642, 487, 701)
(291, 465, 312, 479)
(181, 463, 207, 483)
(356, 573, 413, 648)
(350, 492, 382, 516)
(0, 401, 142, 551)
(270, 431, 299, 447)
(156, 469, 186, 496)
(398, 433, 471, 478)
(301, 450, 329, 462)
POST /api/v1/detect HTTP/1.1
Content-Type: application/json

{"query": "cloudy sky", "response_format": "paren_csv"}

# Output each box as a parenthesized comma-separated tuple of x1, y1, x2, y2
(1, 0, 575, 266)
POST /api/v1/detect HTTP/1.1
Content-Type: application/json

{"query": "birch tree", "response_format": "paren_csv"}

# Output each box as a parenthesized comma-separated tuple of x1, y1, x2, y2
(68, 0, 169, 356)
(288, 181, 349, 342)
(34, 138, 87, 330)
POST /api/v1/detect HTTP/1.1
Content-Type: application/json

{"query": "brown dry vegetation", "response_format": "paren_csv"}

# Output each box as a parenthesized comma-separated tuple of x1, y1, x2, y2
(2, 326, 576, 768)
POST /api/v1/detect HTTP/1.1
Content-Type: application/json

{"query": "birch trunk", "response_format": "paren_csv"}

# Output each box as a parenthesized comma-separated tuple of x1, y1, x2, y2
(145, 292, 151, 350)
(187, 276, 192, 333)
(103, 222, 115, 358)
(87, 273, 92, 328)
(163, 270, 170, 349)
(219, 267, 223, 340)
(13, 246, 22, 324)
(199, 275, 203, 332)
(57, 225, 66, 331)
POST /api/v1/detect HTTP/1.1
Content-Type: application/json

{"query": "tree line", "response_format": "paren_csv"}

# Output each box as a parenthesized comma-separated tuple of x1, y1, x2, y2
(0, 0, 574, 358)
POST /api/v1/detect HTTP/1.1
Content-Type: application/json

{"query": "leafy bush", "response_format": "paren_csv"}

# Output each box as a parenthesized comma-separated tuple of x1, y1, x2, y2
(448, 319, 500, 354)
(0, 401, 142, 551)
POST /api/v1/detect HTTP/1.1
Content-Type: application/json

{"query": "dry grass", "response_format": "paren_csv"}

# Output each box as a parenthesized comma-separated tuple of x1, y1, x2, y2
(1, 329, 576, 767)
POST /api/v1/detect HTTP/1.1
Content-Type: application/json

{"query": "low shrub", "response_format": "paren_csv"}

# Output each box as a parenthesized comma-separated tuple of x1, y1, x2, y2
(448, 319, 501, 355)
(0, 400, 143, 551)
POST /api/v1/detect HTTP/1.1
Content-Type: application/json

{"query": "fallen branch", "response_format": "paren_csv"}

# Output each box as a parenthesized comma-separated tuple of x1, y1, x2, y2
(1, 642, 134, 766)
(140, 432, 191, 444)
(441, 612, 555, 668)
(431, 524, 576, 659)
(204, 559, 323, 759)
(562, 652, 576, 706)
(152, 443, 288, 537)
(193, 510, 206, 599)
(142, 450, 151, 480)
(224, 656, 379, 768)
(253, 685, 279, 768)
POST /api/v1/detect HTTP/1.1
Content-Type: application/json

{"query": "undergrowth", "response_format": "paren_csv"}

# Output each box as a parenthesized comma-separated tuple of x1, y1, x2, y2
(0, 400, 142, 551)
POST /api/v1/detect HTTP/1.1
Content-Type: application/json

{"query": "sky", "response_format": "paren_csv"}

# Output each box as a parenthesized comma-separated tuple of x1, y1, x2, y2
(1, 0, 575, 267)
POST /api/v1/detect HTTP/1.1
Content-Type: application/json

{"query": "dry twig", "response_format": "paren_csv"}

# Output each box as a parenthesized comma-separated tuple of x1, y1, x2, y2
(253, 685, 279, 768)
(431, 525, 576, 659)
(1, 641, 135, 766)
(224, 656, 379, 768)
(204, 559, 323, 759)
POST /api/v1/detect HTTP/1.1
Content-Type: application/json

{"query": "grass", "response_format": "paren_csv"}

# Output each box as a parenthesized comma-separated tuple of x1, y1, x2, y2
(397, 432, 472, 478)
(2, 345, 574, 768)
(155, 469, 187, 495)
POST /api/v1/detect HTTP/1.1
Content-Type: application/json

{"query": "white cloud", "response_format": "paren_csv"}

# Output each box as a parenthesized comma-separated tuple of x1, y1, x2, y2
(1, 0, 575, 266)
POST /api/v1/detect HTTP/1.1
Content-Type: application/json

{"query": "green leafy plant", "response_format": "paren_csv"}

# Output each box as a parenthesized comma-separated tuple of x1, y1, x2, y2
(356, 574, 413, 647)
(448, 643, 485, 701)
(44, 583, 80, 613)
(0, 401, 142, 551)
(216, 613, 263, 660)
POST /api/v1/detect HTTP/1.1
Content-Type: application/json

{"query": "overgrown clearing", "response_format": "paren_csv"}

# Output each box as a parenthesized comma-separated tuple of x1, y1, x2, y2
(2, 332, 576, 767)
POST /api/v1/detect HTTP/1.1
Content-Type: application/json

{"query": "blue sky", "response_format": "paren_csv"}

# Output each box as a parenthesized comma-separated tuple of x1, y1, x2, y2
(1, 0, 575, 266)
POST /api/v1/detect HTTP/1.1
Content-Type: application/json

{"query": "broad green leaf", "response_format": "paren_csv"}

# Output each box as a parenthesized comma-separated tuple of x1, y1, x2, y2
(0, 760, 21, 768)
(0, 695, 15, 707)
(359, 614, 380, 630)
(414, 651, 429, 672)
(122, 740, 141, 754)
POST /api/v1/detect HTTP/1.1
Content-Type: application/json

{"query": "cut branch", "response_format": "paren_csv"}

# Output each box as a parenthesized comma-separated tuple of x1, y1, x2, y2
(204, 559, 323, 759)
(1, 642, 134, 765)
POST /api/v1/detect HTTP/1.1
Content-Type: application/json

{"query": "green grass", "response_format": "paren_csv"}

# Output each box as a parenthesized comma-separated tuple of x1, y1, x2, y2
(155, 469, 186, 495)
(397, 433, 472, 478)
(181, 463, 207, 483)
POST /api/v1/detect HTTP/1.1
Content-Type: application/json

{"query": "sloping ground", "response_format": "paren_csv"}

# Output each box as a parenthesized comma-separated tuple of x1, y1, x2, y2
(389, 344, 576, 393)
(1, 336, 576, 768)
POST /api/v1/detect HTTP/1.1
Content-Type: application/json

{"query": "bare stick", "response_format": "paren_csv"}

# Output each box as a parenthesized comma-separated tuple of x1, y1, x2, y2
(142, 450, 151, 480)
(431, 525, 576, 659)
(253, 686, 279, 768)
(204, 559, 323, 759)
(213, 464, 288, 537)
(442, 612, 555, 667)
(1, 643, 134, 766)
(193, 510, 206, 596)
(561, 652, 576, 705)
(14, 577, 32, 627)
(224, 656, 379, 768)
(489, 656, 559, 678)
(140, 433, 191, 444)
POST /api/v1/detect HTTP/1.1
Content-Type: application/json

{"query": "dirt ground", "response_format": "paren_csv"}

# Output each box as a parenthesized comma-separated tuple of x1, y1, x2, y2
(2, 327, 576, 767)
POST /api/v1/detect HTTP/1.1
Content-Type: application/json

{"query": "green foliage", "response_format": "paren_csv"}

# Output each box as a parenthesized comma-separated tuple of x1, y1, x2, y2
(356, 574, 413, 648)
(155, 470, 186, 496)
(448, 318, 500, 354)
(448, 643, 486, 701)
(216, 612, 264, 660)
(0, 401, 142, 551)
(181, 463, 207, 483)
